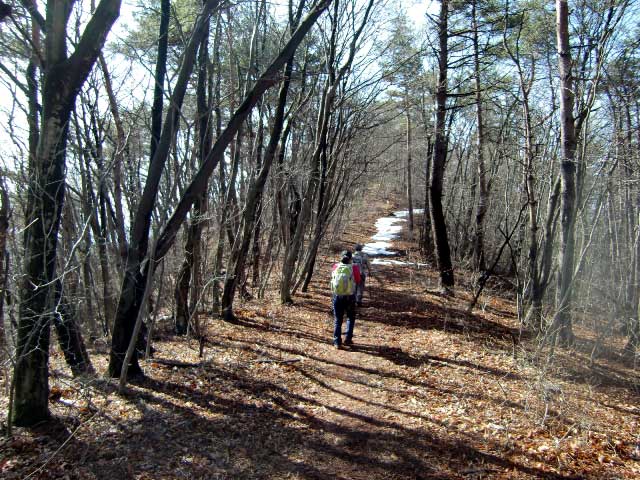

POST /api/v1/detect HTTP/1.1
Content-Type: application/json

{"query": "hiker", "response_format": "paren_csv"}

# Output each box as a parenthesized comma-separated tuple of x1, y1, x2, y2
(330, 250, 361, 348)
(352, 243, 371, 306)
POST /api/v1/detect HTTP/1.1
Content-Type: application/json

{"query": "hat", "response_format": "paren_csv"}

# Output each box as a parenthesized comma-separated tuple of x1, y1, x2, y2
(354, 243, 363, 251)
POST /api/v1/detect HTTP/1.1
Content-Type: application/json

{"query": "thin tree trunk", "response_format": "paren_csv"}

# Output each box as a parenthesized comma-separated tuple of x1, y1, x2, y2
(175, 12, 212, 335)
(252, 113, 265, 288)
(472, 0, 486, 272)
(282, 0, 375, 299)
(52, 281, 94, 377)
(406, 103, 414, 233)
(222, 0, 305, 319)
(98, 54, 128, 263)
(80, 247, 100, 338)
(0, 186, 8, 348)
(420, 94, 434, 258)
(112, 1, 333, 331)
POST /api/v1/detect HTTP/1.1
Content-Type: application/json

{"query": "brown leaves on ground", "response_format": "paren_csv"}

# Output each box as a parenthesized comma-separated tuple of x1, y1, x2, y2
(1, 197, 640, 479)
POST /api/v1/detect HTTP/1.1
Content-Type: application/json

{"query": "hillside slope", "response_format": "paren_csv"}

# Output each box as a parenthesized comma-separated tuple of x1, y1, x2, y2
(1, 198, 639, 479)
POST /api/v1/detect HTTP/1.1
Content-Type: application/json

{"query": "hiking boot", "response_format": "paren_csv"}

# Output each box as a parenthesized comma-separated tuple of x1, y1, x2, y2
(344, 339, 353, 347)
(333, 342, 341, 350)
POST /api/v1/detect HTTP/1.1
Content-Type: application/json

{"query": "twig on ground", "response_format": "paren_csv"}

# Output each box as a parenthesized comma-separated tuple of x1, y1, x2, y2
(253, 358, 302, 364)
(24, 411, 99, 479)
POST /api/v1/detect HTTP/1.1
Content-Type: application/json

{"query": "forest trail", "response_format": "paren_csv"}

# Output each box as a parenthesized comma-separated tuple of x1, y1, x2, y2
(3, 198, 640, 479)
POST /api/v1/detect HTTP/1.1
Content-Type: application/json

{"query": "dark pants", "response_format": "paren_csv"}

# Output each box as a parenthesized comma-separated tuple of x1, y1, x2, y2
(332, 294, 356, 346)
(356, 274, 366, 303)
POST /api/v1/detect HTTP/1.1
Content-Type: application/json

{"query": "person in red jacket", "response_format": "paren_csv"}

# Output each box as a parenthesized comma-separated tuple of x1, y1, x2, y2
(331, 250, 361, 348)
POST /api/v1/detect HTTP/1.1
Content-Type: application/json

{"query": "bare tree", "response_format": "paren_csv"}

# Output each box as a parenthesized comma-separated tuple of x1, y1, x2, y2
(12, 0, 122, 427)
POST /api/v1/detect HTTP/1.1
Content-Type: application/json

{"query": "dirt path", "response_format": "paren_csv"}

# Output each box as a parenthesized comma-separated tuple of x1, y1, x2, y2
(2, 198, 640, 479)
(214, 253, 530, 478)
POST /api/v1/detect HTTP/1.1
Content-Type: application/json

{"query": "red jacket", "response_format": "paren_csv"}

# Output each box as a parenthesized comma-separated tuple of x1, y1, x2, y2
(332, 262, 361, 284)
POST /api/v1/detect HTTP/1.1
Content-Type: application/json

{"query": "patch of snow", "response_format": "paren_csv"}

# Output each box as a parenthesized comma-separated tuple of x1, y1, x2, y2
(364, 209, 427, 257)
(393, 209, 424, 218)
(363, 241, 397, 256)
(372, 259, 430, 267)
(371, 217, 405, 241)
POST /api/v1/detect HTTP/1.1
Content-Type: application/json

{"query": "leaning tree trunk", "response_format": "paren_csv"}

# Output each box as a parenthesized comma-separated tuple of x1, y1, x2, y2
(283, 0, 375, 298)
(13, 0, 122, 427)
(552, 0, 577, 346)
(145, 0, 335, 320)
(109, 1, 220, 378)
(430, 0, 454, 289)
(221, 0, 304, 319)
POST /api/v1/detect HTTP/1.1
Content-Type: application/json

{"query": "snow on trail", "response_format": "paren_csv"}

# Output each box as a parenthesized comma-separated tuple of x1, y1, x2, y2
(363, 209, 427, 266)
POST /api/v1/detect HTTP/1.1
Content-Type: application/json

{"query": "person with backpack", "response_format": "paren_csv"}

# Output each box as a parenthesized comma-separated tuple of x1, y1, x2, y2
(330, 250, 361, 348)
(352, 243, 371, 306)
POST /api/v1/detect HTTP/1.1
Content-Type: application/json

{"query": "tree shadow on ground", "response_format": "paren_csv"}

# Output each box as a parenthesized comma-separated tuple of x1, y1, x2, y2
(354, 343, 522, 380)
(557, 353, 640, 394)
(213, 336, 552, 422)
(355, 284, 524, 346)
(76, 358, 578, 480)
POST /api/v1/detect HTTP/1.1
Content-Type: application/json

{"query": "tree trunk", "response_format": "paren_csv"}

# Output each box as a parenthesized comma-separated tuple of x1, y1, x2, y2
(111, 0, 334, 332)
(222, 0, 304, 318)
(80, 248, 100, 339)
(52, 281, 94, 377)
(150, 0, 170, 161)
(252, 114, 265, 288)
(624, 196, 640, 356)
(504, 18, 544, 330)
(211, 11, 225, 309)
(0, 186, 9, 349)
(98, 54, 128, 263)
(421, 136, 434, 258)
(13, 0, 122, 427)
(552, 0, 577, 345)
(282, 0, 375, 299)
(430, 0, 454, 289)
(406, 103, 414, 233)
(175, 13, 212, 335)
(419, 94, 434, 258)
(109, 1, 220, 378)
(471, 0, 486, 272)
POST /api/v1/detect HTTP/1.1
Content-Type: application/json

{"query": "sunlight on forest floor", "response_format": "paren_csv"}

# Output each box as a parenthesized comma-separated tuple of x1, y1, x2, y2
(1, 200, 639, 479)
